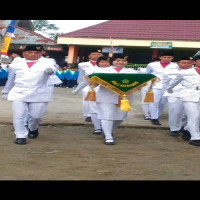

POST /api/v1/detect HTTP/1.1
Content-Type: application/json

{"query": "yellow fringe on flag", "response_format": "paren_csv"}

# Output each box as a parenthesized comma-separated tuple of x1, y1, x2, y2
(144, 91, 154, 102)
(143, 79, 156, 103)
(84, 85, 96, 101)
(120, 94, 131, 111)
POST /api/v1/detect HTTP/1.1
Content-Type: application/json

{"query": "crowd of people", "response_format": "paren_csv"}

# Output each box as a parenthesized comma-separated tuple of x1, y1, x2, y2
(55, 63, 79, 88)
(1, 44, 200, 148)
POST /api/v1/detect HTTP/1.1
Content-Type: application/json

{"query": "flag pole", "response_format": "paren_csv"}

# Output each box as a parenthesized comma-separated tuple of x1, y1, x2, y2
(110, 35, 114, 57)
(0, 20, 17, 63)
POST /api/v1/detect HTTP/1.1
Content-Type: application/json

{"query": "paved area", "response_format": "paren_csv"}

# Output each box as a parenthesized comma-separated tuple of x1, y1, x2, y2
(0, 87, 169, 129)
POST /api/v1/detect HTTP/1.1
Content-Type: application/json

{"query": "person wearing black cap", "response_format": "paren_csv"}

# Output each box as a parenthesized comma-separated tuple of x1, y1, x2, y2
(162, 56, 192, 137)
(166, 56, 200, 146)
(77, 48, 102, 122)
(1, 44, 57, 145)
(145, 51, 178, 125)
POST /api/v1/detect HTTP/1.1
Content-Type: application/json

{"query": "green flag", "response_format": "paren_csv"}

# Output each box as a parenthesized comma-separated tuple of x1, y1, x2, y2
(88, 73, 157, 95)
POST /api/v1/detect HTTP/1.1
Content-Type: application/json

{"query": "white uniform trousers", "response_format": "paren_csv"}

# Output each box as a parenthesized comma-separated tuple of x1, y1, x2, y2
(140, 85, 150, 118)
(81, 86, 91, 117)
(101, 120, 123, 140)
(167, 97, 184, 131)
(12, 101, 48, 138)
(183, 101, 200, 140)
(96, 103, 128, 140)
(149, 88, 167, 119)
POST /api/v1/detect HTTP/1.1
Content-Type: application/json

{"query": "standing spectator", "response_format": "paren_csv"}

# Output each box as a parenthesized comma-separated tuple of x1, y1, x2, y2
(62, 63, 70, 87)
(66, 66, 79, 88)
(1, 44, 57, 145)
(145, 51, 178, 125)
(55, 67, 65, 87)
(0, 64, 8, 86)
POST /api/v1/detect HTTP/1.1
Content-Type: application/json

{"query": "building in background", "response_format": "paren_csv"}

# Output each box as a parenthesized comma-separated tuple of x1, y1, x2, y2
(57, 20, 200, 66)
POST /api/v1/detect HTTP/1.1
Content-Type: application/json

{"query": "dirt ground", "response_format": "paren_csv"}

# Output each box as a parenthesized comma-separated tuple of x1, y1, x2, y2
(1, 123, 200, 180)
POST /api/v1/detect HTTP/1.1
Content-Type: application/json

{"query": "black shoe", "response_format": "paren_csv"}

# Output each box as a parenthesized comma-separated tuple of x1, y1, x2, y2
(169, 131, 180, 137)
(151, 119, 161, 125)
(15, 138, 27, 145)
(93, 129, 102, 134)
(28, 129, 39, 139)
(85, 117, 92, 122)
(104, 139, 115, 145)
(189, 140, 200, 146)
(180, 128, 191, 141)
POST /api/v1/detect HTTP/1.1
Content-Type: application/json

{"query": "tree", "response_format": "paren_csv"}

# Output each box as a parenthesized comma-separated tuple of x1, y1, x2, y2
(31, 20, 59, 40)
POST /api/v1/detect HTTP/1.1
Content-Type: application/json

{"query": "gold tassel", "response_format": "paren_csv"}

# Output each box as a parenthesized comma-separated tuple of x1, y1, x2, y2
(120, 94, 131, 112)
(84, 85, 96, 101)
(143, 79, 156, 103)
(144, 91, 154, 102)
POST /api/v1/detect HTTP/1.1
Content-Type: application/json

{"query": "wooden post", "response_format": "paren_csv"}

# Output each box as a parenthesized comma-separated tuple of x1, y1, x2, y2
(152, 49, 158, 60)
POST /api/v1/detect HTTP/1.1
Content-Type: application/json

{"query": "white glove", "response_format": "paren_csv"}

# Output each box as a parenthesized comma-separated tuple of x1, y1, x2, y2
(72, 89, 79, 95)
(45, 68, 54, 75)
(2, 93, 8, 100)
(167, 88, 173, 93)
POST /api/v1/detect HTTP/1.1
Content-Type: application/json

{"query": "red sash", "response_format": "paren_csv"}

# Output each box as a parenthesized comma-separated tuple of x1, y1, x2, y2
(114, 68, 122, 73)
(195, 67, 200, 74)
(27, 62, 36, 68)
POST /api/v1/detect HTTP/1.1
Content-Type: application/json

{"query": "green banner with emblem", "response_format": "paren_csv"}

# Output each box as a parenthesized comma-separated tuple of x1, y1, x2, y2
(88, 73, 157, 95)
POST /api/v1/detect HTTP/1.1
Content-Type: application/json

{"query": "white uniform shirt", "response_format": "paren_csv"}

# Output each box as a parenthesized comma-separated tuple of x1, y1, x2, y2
(162, 67, 185, 97)
(146, 61, 178, 89)
(77, 61, 99, 84)
(168, 67, 200, 102)
(2, 57, 57, 102)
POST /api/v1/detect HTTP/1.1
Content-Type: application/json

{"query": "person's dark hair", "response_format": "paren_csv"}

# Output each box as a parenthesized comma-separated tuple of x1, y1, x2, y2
(96, 56, 109, 66)
(159, 51, 174, 57)
(152, 57, 160, 62)
(88, 48, 102, 55)
(110, 54, 125, 65)
(177, 56, 193, 61)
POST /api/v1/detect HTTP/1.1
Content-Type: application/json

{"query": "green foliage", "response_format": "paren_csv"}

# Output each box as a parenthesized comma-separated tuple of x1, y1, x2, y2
(31, 20, 59, 40)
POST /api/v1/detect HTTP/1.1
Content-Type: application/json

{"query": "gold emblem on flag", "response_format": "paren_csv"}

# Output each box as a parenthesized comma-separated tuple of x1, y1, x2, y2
(122, 79, 129, 84)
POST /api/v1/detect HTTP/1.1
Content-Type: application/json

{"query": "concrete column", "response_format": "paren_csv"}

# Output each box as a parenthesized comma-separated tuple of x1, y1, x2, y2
(68, 45, 78, 64)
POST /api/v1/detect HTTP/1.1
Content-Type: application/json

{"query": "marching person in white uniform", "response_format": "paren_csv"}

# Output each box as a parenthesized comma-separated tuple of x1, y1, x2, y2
(162, 59, 186, 137)
(1, 44, 57, 145)
(72, 56, 110, 134)
(138, 57, 160, 120)
(77, 49, 103, 122)
(166, 56, 200, 146)
(145, 51, 178, 125)
(94, 54, 137, 145)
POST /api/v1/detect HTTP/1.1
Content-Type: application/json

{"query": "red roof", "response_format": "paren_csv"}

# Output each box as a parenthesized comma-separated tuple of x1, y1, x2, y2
(59, 20, 200, 41)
